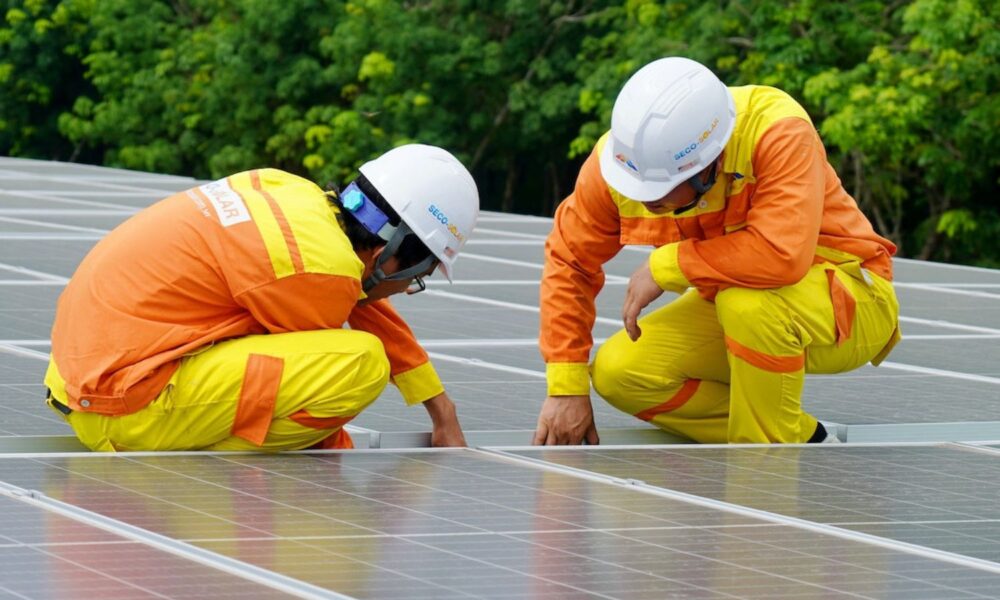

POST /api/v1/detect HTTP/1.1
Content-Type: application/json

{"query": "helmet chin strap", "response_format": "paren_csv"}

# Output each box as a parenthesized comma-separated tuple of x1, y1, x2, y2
(673, 161, 719, 215)
(362, 221, 437, 293)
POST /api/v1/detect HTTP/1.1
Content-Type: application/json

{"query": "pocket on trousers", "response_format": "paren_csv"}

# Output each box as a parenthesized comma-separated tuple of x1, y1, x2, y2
(230, 354, 285, 446)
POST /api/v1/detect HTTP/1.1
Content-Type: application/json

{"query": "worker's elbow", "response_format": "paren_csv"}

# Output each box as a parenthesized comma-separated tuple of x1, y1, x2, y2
(775, 253, 813, 286)
(751, 244, 813, 287)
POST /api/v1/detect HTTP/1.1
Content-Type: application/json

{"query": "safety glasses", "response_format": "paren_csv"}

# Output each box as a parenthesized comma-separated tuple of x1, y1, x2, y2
(375, 253, 437, 295)
(406, 274, 427, 295)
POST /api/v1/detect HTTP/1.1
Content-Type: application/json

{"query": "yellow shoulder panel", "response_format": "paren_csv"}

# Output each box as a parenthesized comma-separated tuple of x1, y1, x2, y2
(723, 86, 813, 187)
(253, 169, 363, 280)
(228, 171, 297, 279)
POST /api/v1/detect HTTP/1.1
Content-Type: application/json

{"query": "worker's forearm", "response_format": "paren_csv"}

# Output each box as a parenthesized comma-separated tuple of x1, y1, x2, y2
(422, 392, 457, 425)
(422, 392, 467, 447)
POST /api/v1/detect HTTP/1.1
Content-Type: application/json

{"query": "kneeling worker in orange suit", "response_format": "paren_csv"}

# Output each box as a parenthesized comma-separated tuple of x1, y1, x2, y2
(534, 57, 901, 445)
(45, 144, 479, 451)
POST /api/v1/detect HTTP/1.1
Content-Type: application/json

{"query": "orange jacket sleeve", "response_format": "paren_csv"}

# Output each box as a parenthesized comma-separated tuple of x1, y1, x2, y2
(235, 272, 360, 333)
(673, 118, 825, 292)
(348, 298, 444, 405)
(540, 147, 623, 396)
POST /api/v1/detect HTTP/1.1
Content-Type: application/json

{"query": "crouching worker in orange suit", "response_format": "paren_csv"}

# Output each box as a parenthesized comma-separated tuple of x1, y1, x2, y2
(533, 57, 901, 446)
(45, 144, 479, 451)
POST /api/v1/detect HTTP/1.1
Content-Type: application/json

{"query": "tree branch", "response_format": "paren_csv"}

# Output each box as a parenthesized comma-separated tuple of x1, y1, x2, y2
(546, 160, 561, 215)
(501, 160, 518, 212)
(470, 0, 581, 170)
(725, 36, 754, 48)
(916, 192, 952, 260)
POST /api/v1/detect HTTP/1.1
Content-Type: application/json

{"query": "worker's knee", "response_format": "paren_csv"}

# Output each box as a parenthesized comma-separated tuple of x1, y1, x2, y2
(591, 337, 634, 411)
(340, 330, 391, 404)
(295, 329, 390, 412)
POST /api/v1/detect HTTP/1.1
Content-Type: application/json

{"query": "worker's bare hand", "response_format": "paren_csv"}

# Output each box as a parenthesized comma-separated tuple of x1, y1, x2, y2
(430, 418, 467, 447)
(532, 395, 600, 445)
(423, 392, 468, 447)
(622, 260, 664, 341)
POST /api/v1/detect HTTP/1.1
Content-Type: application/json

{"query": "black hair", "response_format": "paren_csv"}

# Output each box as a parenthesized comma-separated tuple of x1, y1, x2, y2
(326, 175, 435, 271)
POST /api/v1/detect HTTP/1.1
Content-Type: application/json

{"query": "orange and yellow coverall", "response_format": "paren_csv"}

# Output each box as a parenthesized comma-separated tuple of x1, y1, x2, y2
(45, 169, 444, 451)
(540, 85, 900, 443)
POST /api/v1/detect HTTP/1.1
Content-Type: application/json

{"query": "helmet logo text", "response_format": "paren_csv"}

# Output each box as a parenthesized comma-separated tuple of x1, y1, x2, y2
(673, 118, 720, 161)
(428, 204, 467, 244)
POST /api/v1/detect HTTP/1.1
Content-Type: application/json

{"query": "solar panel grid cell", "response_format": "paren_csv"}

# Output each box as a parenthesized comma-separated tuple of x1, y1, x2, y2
(1, 158, 999, 598)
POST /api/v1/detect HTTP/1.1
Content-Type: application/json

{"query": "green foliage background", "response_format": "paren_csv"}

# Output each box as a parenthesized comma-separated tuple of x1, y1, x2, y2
(2, 0, 998, 264)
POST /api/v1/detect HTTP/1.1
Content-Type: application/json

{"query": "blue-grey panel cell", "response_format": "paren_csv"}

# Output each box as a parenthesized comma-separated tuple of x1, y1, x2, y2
(501, 527, 996, 600)
(895, 286, 1000, 330)
(475, 214, 554, 237)
(891, 320, 1000, 336)
(512, 445, 1000, 563)
(0, 214, 131, 234)
(803, 368, 1000, 425)
(0, 268, 39, 281)
(0, 221, 59, 234)
(395, 293, 544, 340)
(886, 337, 1000, 376)
(894, 258, 1000, 285)
(1, 452, 998, 599)
(0, 353, 66, 437)
(4, 156, 1000, 446)
(0, 448, 719, 537)
(0, 284, 61, 311)
(0, 496, 291, 599)
(0, 285, 60, 340)
(354, 353, 642, 433)
(0, 239, 95, 279)
(0, 192, 81, 210)
(462, 241, 546, 266)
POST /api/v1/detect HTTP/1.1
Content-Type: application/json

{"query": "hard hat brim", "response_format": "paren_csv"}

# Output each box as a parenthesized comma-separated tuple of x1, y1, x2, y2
(598, 140, 683, 202)
(436, 260, 453, 282)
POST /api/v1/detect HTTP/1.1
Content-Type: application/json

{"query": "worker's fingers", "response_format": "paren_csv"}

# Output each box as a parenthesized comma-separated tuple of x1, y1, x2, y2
(622, 260, 661, 341)
(585, 423, 600, 446)
(626, 319, 641, 342)
(549, 426, 576, 445)
(623, 300, 641, 341)
(532, 423, 548, 446)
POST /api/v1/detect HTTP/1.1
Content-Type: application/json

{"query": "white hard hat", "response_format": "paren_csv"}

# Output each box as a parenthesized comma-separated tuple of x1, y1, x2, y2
(359, 144, 479, 281)
(599, 57, 736, 202)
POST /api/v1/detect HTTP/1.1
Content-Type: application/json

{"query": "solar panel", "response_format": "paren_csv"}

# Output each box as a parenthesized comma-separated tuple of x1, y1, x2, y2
(507, 445, 1000, 563)
(2, 156, 1000, 598)
(0, 494, 294, 598)
(1, 452, 998, 598)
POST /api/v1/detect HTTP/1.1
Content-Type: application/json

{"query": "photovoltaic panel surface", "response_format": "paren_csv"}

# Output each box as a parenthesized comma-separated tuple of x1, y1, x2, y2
(2, 156, 1000, 598)
(1, 451, 999, 599)
(2, 157, 1000, 444)
(0, 494, 291, 599)
(509, 445, 1000, 562)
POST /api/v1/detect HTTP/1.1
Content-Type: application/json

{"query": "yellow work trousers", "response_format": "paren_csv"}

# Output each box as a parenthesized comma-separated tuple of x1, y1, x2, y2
(48, 329, 390, 452)
(592, 262, 900, 443)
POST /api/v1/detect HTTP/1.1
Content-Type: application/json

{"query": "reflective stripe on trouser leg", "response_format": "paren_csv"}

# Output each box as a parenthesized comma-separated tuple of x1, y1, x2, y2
(592, 290, 732, 443)
(716, 278, 817, 443)
(716, 263, 899, 443)
(67, 329, 390, 452)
